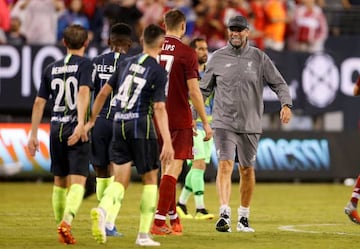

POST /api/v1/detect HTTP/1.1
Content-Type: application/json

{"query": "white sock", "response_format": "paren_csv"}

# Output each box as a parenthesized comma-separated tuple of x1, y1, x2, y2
(220, 205, 231, 216)
(238, 206, 250, 219)
(105, 222, 114, 230)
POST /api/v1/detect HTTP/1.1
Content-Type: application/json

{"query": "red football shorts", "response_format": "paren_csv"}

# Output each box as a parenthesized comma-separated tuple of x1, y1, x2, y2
(158, 128, 193, 160)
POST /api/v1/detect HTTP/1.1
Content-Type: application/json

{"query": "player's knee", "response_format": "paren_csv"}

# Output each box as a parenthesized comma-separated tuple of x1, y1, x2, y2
(218, 163, 233, 176)
(239, 166, 254, 177)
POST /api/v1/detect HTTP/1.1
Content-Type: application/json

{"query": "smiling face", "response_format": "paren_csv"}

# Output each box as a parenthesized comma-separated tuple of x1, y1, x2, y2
(228, 26, 249, 49)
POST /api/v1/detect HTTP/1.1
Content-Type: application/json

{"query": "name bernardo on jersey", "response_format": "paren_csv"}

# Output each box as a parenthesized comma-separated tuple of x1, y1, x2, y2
(51, 65, 79, 75)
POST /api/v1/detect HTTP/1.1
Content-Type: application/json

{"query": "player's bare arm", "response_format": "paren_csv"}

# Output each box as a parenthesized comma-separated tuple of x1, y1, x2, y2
(84, 83, 113, 133)
(27, 97, 47, 156)
(68, 85, 90, 146)
(153, 101, 174, 165)
(188, 78, 213, 141)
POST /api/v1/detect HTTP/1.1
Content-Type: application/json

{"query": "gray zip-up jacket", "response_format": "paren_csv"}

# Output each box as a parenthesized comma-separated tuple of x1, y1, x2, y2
(200, 42, 292, 133)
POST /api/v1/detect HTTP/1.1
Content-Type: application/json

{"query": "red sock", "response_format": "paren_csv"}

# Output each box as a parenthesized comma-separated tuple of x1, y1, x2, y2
(154, 175, 176, 226)
(351, 175, 360, 205)
(169, 190, 180, 225)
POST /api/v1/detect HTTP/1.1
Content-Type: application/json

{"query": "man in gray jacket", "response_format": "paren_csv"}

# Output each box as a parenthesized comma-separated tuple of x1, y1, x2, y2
(200, 15, 292, 233)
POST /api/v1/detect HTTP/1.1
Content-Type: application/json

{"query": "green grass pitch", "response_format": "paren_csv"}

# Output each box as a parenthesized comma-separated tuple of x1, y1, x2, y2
(0, 182, 359, 248)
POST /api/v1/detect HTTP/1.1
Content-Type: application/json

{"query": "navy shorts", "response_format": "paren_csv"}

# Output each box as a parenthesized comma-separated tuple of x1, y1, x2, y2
(50, 134, 90, 177)
(90, 117, 113, 168)
(110, 137, 160, 175)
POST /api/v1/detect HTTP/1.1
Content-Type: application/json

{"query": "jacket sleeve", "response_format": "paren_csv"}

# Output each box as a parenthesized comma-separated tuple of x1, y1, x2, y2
(263, 53, 293, 107)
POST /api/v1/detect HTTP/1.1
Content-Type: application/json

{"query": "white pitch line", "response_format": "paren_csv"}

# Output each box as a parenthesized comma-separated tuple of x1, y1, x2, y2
(278, 223, 360, 236)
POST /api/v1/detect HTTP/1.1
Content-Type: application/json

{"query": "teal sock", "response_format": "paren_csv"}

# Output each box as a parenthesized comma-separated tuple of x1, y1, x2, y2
(139, 185, 157, 233)
(191, 168, 205, 209)
(52, 186, 67, 224)
(178, 169, 193, 204)
(63, 184, 85, 225)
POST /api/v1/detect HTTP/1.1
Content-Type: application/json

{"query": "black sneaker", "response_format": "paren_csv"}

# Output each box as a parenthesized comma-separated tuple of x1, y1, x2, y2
(215, 212, 231, 232)
(236, 217, 255, 232)
(195, 209, 214, 220)
(176, 202, 193, 219)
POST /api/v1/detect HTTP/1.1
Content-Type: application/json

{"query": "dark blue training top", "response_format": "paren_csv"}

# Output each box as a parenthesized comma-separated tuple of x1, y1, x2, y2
(38, 54, 93, 138)
(92, 51, 127, 120)
(107, 53, 167, 139)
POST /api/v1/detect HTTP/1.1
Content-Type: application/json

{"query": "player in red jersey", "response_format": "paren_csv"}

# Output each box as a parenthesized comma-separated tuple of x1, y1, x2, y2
(344, 76, 360, 224)
(151, 9, 212, 236)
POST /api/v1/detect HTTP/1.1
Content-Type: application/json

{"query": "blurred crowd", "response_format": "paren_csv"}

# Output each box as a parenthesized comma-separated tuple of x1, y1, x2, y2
(0, 0, 359, 53)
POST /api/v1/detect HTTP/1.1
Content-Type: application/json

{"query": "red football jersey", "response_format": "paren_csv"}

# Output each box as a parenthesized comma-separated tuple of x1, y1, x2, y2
(159, 35, 199, 129)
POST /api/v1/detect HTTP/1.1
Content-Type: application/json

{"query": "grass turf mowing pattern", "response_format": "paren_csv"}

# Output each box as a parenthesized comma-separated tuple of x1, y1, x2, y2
(0, 182, 359, 249)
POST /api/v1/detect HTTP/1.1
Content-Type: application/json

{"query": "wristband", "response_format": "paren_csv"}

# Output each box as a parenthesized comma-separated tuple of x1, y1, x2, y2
(283, 104, 292, 109)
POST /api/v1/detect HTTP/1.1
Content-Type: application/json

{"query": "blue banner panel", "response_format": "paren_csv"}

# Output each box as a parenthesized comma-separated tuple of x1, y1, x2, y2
(254, 131, 359, 181)
(204, 131, 360, 182)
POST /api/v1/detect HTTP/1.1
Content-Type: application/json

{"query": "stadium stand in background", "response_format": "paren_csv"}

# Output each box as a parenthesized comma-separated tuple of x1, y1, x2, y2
(0, 0, 359, 47)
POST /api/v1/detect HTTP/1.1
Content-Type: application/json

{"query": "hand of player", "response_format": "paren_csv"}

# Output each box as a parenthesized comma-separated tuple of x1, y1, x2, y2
(27, 136, 39, 156)
(160, 141, 174, 166)
(84, 121, 94, 134)
(192, 119, 198, 136)
(202, 122, 213, 141)
(68, 123, 88, 146)
(280, 106, 292, 124)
